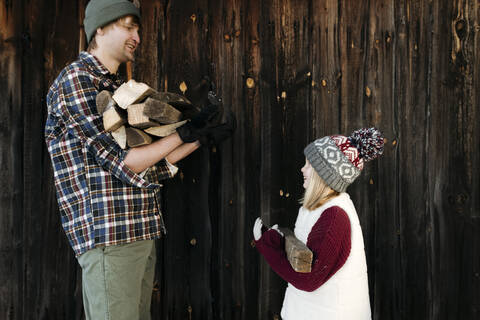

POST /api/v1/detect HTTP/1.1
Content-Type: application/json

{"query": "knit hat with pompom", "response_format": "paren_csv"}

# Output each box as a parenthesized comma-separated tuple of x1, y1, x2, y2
(304, 127, 384, 192)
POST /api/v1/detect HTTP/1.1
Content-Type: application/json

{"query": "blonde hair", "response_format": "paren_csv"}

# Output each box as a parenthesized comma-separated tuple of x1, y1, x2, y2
(301, 168, 340, 211)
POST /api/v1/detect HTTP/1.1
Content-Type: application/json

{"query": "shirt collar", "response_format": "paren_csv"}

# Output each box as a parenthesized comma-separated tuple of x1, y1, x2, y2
(79, 51, 122, 84)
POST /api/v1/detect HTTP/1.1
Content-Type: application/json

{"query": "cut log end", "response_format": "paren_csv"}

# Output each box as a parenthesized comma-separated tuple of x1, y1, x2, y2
(127, 103, 158, 129)
(113, 79, 156, 109)
(103, 107, 126, 132)
(96, 90, 116, 114)
(126, 127, 152, 147)
(111, 125, 127, 149)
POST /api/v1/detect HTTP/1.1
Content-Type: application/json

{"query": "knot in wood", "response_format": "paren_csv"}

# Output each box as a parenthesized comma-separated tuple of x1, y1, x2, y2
(455, 20, 467, 39)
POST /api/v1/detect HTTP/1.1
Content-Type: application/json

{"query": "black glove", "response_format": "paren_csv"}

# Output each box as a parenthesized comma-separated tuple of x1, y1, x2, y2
(206, 91, 223, 125)
(177, 104, 221, 143)
(200, 109, 236, 146)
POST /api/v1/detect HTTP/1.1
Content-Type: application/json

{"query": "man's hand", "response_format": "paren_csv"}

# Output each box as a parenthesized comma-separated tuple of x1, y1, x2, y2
(200, 109, 236, 146)
(176, 104, 221, 143)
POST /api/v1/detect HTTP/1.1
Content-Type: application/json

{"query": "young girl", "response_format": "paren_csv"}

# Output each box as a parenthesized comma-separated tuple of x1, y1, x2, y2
(253, 127, 384, 320)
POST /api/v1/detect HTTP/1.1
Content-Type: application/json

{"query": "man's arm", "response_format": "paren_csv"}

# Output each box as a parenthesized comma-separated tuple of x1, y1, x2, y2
(165, 140, 201, 165)
(123, 98, 234, 173)
(123, 132, 184, 173)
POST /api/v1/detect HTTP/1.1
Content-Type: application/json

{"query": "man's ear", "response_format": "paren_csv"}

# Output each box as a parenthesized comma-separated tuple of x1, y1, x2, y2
(96, 27, 104, 36)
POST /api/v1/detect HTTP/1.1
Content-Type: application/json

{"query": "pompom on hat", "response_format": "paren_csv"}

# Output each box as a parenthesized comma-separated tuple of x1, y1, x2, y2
(84, 0, 140, 43)
(304, 127, 384, 192)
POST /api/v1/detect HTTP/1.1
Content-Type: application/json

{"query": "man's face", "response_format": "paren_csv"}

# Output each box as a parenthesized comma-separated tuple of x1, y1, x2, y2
(101, 15, 140, 64)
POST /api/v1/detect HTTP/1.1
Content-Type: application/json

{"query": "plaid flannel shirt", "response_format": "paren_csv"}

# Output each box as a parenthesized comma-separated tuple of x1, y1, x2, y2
(45, 51, 176, 257)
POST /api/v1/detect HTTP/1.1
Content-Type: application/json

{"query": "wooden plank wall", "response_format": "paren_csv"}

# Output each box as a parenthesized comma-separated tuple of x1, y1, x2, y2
(0, 0, 479, 319)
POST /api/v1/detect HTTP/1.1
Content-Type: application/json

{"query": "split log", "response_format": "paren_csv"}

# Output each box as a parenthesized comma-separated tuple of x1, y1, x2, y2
(111, 125, 127, 149)
(127, 98, 182, 128)
(103, 107, 126, 132)
(127, 103, 159, 129)
(280, 228, 313, 273)
(150, 92, 199, 119)
(96, 90, 116, 114)
(150, 91, 192, 107)
(126, 127, 152, 147)
(143, 97, 182, 124)
(112, 79, 156, 109)
(144, 120, 187, 137)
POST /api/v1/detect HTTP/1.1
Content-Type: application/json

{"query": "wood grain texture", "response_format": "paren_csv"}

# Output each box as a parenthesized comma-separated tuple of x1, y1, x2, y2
(1, 0, 479, 319)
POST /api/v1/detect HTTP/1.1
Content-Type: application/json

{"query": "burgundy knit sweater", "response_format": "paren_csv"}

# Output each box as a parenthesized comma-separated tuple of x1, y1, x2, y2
(255, 206, 351, 292)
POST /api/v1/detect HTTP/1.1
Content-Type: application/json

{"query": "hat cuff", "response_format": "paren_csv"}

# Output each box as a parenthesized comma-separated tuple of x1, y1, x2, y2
(304, 142, 349, 192)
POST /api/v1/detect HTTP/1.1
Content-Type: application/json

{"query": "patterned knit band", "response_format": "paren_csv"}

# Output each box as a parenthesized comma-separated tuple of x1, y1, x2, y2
(304, 127, 384, 192)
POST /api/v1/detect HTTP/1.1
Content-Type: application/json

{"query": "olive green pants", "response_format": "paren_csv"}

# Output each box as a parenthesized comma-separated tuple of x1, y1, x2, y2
(77, 240, 156, 320)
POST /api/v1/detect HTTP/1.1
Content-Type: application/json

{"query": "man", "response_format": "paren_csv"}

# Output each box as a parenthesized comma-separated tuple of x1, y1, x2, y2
(44, 1, 234, 319)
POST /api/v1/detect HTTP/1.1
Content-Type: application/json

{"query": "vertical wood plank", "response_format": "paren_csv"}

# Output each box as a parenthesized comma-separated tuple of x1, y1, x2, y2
(241, 0, 263, 318)
(41, 0, 87, 319)
(208, 0, 248, 318)
(149, 1, 214, 319)
(429, 0, 480, 319)
(393, 1, 431, 318)
(0, 1, 23, 319)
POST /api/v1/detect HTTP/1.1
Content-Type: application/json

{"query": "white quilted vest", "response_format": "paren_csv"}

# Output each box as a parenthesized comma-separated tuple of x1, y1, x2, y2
(280, 193, 371, 320)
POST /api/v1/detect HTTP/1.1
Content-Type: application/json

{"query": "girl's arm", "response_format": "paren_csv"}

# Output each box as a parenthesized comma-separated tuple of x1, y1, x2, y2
(254, 206, 351, 292)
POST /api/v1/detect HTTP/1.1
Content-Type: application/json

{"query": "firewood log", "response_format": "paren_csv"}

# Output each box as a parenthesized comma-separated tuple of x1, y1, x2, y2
(150, 91, 192, 107)
(150, 91, 199, 119)
(280, 228, 313, 273)
(126, 127, 152, 147)
(112, 79, 156, 109)
(127, 98, 182, 128)
(103, 106, 126, 132)
(144, 120, 187, 137)
(96, 90, 116, 114)
(111, 125, 127, 149)
(142, 98, 182, 124)
(127, 103, 159, 129)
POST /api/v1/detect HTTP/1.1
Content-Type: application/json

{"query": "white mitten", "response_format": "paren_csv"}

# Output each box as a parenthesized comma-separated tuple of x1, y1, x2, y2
(253, 217, 263, 241)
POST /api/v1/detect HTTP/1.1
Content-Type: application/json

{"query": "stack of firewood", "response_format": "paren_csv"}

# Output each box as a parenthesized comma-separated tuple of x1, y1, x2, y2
(98, 79, 199, 148)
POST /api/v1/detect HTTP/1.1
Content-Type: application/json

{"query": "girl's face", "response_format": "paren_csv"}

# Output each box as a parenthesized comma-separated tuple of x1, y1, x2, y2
(301, 159, 313, 189)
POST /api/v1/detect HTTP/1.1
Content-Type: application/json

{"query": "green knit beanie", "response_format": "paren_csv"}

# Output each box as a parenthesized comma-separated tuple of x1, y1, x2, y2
(84, 0, 140, 43)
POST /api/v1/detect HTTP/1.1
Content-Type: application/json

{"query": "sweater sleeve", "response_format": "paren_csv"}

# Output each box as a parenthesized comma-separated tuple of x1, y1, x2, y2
(254, 206, 351, 292)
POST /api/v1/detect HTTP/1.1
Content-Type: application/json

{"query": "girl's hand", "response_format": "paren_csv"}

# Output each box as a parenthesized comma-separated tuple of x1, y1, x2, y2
(253, 217, 263, 241)
(270, 224, 284, 237)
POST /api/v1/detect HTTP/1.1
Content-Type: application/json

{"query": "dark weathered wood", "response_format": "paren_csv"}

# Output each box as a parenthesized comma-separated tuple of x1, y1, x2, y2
(0, 1, 86, 320)
(427, 1, 480, 319)
(1, 0, 480, 319)
(0, 3, 23, 319)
